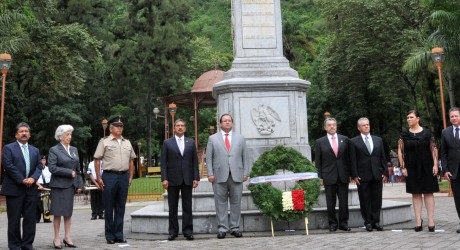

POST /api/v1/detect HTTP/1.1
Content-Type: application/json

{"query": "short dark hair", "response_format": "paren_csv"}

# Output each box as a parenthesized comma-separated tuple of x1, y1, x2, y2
(219, 114, 233, 123)
(407, 110, 420, 117)
(15, 122, 30, 133)
(174, 119, 186, 126)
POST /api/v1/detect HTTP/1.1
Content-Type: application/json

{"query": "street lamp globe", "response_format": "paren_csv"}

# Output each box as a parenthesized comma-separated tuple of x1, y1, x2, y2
(0, 52, 12, 72)
(431, 47, 445, 65)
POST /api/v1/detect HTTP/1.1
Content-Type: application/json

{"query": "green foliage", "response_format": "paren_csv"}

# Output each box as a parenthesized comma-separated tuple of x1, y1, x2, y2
(311, 0, 431, 148)
(249, 146, 320, 222)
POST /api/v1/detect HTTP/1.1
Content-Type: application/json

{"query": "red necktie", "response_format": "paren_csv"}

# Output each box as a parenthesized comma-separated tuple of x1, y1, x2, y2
(225, 134, 230, 151)
(331, 135, 338, 157)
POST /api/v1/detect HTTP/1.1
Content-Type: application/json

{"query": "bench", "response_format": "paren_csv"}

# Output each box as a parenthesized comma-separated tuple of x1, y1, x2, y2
(147, 166, 161, 177)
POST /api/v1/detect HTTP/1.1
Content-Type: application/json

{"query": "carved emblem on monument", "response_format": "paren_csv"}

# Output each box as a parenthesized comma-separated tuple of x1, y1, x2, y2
(250, 104, 281, 135)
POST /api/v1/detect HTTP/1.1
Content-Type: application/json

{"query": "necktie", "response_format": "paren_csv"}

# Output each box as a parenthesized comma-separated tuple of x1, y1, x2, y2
(22, 144, 30, 177)
(365, 136, 372, 154)
(225, 134, 231, 151)
(331, 135, 338, 157)
(178, 138, 184, 155)
(456, 128, 459, 141)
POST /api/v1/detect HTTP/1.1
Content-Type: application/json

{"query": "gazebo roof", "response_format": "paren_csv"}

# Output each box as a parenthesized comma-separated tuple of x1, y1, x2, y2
(163, 70, 224, 107)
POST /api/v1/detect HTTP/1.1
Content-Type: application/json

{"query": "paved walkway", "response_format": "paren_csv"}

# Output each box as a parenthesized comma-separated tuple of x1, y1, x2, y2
(1, 183, 460, 249)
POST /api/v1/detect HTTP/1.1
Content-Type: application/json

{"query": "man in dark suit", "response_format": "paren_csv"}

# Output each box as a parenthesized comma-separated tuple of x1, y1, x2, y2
(0, 122, 42, 250)
(161, 119, 199, 241)
(441, 107, 460, 233)
(350, 117, 388, 232)
(206, 114, 249, 239)
(315, 117, 352, 232)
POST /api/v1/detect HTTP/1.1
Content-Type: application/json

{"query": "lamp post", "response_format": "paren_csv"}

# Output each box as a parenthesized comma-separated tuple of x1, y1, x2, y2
(137, 141, 142, 178)
(153, 107, 169, 140)
(431, 46, 450, 196)
(168, 103, 177, 135)
(431, 47, 447, 129)
(0, 52, 12, 183)
(101, 118, 108, 138)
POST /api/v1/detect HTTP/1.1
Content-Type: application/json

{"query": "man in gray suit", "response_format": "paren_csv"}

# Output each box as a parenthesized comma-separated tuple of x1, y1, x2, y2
(206, 114, 249, 239)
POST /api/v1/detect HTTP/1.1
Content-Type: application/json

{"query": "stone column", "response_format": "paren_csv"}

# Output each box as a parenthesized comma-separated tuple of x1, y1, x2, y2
(214, 0, 311, 166)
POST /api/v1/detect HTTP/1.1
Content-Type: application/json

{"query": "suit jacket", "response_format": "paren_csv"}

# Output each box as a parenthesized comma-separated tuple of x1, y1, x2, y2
(350, 135, 388, 181)
(315, 134, 351, 185)
(206, 131, 249, 183)
(48, 143, 83, 189)
(441, 126, 460, 180)
(0, 141, 42, 196)
(160, 136, 199, 186)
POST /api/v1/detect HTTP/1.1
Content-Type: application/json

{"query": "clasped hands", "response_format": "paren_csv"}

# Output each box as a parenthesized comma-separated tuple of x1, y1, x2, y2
(22, 177, 35, 187)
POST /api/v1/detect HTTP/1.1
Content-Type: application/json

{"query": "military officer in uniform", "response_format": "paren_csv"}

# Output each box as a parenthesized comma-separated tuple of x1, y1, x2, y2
(93, 116, 136, 244)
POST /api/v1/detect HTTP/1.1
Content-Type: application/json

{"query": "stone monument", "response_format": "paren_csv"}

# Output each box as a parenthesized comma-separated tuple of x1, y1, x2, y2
(214, 0, 311, 164)
(130, 1, 413, 234)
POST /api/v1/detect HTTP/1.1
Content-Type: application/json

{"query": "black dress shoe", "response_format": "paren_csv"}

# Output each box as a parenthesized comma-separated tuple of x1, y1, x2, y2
(91, 215, 97, 220)
(365, 224, 373, 232)
(217, 232, 226, 239)
(115, 239, 127, 243)
(329, 226, 337, 232)
(428, 226, 435, 232)
(339, 226, 351, 231)
(106, 240, 115, 244)
(456, 228, 460, 233)
(168, 235, 176, 241)
(372, 223, 384, 231)
(53, 241, 62, 249)
(231, 230, 243, 238)
(63, 239, 77, 248)
(99, 215, 104, 219)
(185, 235, 194, 240)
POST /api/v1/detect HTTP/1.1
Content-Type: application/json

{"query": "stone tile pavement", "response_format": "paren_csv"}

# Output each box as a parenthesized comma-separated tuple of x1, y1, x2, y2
(1, 183, 460, 249)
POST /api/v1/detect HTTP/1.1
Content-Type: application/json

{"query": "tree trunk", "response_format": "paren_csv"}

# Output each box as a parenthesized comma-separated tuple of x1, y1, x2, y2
(447, 71, 456, 108)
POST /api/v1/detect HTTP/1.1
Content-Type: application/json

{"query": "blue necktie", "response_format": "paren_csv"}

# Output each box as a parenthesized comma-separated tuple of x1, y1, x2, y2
(22, 144, 30, 177)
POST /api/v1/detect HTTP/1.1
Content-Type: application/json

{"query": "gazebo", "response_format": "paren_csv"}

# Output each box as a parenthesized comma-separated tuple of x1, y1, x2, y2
(159, 69, 224, 150)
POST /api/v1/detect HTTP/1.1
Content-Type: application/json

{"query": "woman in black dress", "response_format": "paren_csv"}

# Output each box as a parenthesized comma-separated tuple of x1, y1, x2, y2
(48, 125, 83, 248)
(398, 110, 439, 232)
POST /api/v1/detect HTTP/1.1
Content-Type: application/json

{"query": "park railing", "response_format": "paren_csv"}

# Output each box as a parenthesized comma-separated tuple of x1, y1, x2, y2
(127, 177, 164, 202)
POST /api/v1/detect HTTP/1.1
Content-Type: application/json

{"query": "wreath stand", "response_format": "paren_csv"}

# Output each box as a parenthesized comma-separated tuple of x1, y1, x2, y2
(270, 217, 309, 237)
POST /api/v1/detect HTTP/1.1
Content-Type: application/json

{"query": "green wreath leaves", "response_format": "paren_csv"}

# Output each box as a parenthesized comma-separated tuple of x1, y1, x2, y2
(249, 145, 320, 222)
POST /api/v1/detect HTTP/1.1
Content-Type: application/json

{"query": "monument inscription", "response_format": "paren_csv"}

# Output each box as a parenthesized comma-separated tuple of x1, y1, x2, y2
(241, 0, 276, 49)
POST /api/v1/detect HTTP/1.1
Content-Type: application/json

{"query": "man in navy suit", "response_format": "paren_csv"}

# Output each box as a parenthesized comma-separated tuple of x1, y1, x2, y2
(350, 118, 388, 232)
(441, 107, 460, 233)
(1, 122, 42, 250)
(315, 117, 352, 232)
(161, 119, 199, 241)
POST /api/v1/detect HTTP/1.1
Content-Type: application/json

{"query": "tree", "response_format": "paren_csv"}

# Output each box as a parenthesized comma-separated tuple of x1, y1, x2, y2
(315, 0, 430, 148)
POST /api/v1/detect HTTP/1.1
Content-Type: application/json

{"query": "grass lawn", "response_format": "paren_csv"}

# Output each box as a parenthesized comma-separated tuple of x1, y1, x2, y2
(439, 180, 450, 191)
(129, 177, 164, 194)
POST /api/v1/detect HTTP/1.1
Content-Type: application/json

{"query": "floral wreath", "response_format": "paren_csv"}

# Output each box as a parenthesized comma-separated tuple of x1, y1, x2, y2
(248, 145, 320, 222)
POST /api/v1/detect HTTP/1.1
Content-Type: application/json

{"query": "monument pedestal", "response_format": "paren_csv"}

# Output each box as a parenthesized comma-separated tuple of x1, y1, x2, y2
(130, 180, 412, 234)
